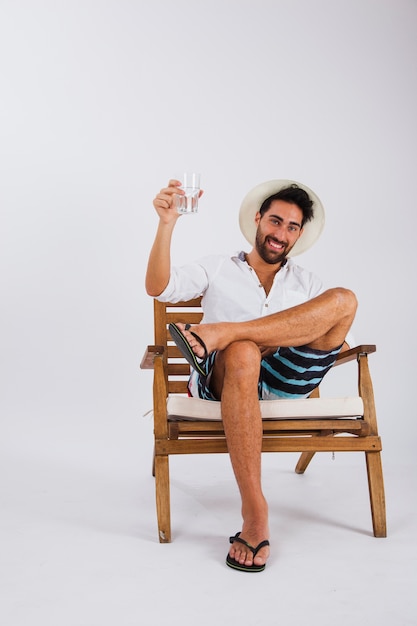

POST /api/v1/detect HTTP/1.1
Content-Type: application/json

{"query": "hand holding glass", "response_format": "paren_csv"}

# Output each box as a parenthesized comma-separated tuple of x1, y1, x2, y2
(176, 172, 201, 214)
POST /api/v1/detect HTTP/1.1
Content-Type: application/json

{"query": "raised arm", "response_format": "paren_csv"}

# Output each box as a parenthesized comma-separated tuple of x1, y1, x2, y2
(145, 180, 183, 297)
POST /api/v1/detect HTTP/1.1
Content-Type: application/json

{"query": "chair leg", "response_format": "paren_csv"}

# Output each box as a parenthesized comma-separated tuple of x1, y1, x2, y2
(295, 431, 332, 474)
(154, 454, 172, 543)
(295, 452, 316, 474)
(365, 451, 387, 538)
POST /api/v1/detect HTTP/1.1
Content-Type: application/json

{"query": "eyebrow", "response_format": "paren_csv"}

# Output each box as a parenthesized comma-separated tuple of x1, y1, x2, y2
(268, 213, 302, 229)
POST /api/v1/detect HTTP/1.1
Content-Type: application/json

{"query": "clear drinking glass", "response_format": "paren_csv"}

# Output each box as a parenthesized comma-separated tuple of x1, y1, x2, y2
(176, 172, 201, 214)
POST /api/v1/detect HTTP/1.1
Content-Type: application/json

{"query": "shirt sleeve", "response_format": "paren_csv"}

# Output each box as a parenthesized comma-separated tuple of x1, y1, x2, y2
(156, 262, 210, 303)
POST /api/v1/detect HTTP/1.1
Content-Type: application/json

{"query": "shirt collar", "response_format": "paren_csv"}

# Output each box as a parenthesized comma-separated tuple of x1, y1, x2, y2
(234, 250, 289, 269)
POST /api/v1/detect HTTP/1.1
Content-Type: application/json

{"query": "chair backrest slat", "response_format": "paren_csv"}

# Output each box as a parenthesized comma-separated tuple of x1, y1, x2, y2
(154, 298, 203, 395)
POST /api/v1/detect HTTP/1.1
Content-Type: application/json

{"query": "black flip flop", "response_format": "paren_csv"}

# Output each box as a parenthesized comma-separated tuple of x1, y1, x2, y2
(168, 323, 209, 377)
(226, 532, 270, 573)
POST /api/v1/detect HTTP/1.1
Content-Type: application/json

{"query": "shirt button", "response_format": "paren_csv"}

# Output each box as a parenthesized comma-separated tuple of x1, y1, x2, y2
(264, 303, 269, 308)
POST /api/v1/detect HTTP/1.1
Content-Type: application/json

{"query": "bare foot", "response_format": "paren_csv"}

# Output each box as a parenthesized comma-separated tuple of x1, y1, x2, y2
(176, 322, 231, 358)
(229, 522, 270, 568)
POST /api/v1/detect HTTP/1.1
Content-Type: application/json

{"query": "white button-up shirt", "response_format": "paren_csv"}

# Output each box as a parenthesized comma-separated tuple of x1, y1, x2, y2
(158, 251, 324, 322)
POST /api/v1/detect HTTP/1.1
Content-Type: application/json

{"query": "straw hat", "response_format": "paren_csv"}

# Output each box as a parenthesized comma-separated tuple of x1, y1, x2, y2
(239, 179, 325, 256)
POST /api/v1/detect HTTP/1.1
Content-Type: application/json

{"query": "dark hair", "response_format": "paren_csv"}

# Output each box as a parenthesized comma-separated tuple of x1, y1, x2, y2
(259, 184, 314, 226)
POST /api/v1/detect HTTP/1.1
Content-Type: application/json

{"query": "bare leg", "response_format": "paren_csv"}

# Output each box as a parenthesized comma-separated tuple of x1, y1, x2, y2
(210, 341, 270, 568)
(179, 288, 357, 358)
(176, 288, 357, 568)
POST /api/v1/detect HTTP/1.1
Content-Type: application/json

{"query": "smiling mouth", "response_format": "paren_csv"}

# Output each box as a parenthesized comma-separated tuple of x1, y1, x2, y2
(266, 237, 286, 252)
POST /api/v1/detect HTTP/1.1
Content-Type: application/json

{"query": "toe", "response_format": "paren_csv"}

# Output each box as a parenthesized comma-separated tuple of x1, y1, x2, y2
(230, 543, 253, 566)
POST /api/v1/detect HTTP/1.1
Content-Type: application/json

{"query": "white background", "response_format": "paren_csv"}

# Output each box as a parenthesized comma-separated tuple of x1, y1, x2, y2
(1, 1, 416, 625)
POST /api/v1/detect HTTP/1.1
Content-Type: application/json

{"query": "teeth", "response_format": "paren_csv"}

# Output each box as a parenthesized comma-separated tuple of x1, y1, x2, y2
(268, 239, 283, 249)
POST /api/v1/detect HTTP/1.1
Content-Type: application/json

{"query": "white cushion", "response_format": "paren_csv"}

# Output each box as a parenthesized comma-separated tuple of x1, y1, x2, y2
(167, 395, 364, 421)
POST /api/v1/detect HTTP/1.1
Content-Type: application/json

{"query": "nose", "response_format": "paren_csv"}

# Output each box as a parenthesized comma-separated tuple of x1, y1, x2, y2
(271, 223, 287, 243)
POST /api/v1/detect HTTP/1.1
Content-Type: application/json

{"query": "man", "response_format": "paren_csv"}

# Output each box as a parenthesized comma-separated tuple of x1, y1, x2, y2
(146, 178, 357, 572)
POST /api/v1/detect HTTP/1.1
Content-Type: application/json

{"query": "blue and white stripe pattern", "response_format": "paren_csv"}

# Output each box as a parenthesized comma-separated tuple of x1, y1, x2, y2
(259, 345, 342, 399)
(192, 344, 342, 401)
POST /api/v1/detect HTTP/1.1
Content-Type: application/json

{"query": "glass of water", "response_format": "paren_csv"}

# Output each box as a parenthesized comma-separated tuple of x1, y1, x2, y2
(176, 172, 201, 214)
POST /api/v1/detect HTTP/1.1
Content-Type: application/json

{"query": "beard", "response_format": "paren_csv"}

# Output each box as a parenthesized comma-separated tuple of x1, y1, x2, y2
(255, 230, 290, 265)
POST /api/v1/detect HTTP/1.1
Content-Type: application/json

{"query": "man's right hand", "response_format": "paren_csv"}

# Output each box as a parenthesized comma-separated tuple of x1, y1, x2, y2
(153, 179, 204, 224)
(153, 179, 184, 224)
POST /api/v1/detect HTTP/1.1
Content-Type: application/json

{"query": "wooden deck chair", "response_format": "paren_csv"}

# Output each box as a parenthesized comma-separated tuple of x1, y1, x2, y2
(141, 297, 386, 543)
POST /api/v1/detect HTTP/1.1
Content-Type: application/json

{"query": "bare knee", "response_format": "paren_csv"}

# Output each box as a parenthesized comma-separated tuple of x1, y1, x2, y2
(222, 340, 262, 377)
(211, 341, 261, 399)
(327, 287, 358, 319)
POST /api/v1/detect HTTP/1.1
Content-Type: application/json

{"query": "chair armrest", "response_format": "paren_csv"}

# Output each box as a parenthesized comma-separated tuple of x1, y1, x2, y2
(140, 343, 376, 369)
(334, 344, 376, 366)
(140, 345, 165, 369)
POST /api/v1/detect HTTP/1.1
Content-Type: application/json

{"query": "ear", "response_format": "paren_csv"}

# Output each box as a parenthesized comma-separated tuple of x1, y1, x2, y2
(255, 211, 261, 227)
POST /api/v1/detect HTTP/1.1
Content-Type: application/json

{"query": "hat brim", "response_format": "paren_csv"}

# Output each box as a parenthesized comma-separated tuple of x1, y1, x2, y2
(239, 179, 325, 257)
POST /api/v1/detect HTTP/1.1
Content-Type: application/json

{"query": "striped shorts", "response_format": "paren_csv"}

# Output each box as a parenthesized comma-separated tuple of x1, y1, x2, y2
(189, 344, 343, 401)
